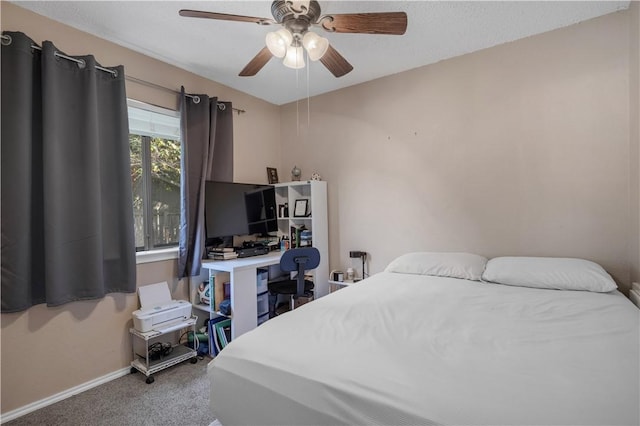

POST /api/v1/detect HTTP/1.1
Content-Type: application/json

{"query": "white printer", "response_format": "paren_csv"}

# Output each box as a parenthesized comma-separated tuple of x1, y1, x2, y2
(132, 281, 192, 333)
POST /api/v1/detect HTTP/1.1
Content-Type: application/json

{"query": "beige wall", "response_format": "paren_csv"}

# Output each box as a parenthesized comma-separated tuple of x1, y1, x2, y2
(0, 2, 281, 415)
(630, 1, 640, 285)
(2, 1, 638, 418)
(281, 10, 635, 291)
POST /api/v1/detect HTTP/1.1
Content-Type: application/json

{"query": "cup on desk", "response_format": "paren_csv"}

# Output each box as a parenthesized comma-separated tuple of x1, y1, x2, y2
(346, 268, 354, 281)
(333, 271, 344, 282)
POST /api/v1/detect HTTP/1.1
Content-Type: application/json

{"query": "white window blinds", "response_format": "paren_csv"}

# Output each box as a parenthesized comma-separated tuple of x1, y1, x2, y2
(127, 99, 180, 140)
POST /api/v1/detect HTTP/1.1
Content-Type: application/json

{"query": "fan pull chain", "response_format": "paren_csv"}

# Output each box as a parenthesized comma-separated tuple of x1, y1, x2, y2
(307, 51, 310, 128)
(296, 65, 300, 137)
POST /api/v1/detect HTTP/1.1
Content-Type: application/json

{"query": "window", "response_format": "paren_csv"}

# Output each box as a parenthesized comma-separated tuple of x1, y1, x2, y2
(128, 100, 181, 251)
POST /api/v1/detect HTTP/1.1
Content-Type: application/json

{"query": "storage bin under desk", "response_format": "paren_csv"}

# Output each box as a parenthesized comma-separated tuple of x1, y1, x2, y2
(257, 292, 269, 317)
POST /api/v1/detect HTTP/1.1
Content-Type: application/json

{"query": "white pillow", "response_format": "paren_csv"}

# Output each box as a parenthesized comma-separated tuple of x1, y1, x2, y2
(384, 252, 488, 281)
(482, 256, 617, 292)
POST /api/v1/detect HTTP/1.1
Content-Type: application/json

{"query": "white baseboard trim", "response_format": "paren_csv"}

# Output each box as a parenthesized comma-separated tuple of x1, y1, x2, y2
(1, 366, 131, 423)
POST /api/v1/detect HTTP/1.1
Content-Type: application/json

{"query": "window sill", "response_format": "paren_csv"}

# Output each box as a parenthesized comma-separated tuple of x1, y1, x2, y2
(136, 247, 179, 265)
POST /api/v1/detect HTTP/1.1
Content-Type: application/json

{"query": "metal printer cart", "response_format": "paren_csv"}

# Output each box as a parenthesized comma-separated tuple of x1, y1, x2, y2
(129, 316, 198, 384)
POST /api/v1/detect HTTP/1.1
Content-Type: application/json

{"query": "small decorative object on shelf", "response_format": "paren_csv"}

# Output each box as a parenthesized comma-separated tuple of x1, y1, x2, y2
(277, 202, 288, 218)
(280, 235, 290, 251)
(291, 165, 301, 181)
(198, 281, 211, 305)
(311, 172, 321, 181)
(267, 167, 279, 184)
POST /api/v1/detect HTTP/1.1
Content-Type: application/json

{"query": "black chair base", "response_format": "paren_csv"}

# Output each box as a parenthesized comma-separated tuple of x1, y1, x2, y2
(272, 293, 314, 316)
(268, 279, 314, 317)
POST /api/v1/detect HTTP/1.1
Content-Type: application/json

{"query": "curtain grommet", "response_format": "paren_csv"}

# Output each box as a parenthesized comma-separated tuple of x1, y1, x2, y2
(217, 103, 226, 111)
(192, 95, 201, 104)
(77, 59, 86, 70)
(1, 34, 12, 46)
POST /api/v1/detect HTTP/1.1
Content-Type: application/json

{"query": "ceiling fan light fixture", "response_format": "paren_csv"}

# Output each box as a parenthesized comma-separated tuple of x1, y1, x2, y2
(283, 45, 305, 69)
(302, 31, 329, 61)
(265, 28, 293, 58)
(181, 1, 407, 78)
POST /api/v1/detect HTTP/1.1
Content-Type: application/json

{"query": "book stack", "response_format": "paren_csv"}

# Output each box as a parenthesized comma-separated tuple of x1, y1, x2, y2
(208, 247, 238, 260)
(207, 317, 232, 356)
(290, 225, 312, 248)
(299, 229, 312, 247)
(215, 319, 232, 351)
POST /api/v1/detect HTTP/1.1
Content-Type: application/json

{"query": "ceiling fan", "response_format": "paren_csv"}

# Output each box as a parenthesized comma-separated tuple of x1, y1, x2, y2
(179, 0, 407, 78)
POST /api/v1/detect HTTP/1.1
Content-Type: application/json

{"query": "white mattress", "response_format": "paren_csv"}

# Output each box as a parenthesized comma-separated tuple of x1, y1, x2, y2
(208, 272, 640, 426)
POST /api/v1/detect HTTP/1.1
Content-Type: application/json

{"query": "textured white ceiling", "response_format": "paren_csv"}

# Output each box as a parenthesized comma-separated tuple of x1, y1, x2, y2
(9, 1, 630, 105)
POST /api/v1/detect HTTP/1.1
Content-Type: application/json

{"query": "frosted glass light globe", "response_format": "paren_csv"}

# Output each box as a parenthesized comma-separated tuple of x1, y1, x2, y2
(283, 46, 305, 69)
(266, 29, 293, 58)
(302, 31, 329, 61)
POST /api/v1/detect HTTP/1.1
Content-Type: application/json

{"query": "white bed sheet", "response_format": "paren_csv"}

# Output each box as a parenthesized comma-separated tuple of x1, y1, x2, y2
(208, 272, 640, 426)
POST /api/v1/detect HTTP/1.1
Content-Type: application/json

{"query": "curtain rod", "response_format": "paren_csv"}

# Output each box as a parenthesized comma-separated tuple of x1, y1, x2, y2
(125, 75, 246, 114)
(1, 34, 117, 76)
(1, 34, 246, 115)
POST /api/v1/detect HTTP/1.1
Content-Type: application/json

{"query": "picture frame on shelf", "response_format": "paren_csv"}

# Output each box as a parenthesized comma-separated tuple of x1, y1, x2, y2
(267, 167, 279, 184)
(293, 199, 309, 217)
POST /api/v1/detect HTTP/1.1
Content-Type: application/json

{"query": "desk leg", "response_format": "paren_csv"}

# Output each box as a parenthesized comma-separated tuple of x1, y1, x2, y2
(229, 268, 258, 340)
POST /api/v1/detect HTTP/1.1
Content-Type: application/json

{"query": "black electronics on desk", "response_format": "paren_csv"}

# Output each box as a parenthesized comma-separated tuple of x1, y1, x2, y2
(235, 241, 269, 258)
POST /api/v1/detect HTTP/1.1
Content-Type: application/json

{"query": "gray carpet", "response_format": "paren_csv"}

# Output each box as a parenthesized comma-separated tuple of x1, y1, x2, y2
(6, 357, 217, 426)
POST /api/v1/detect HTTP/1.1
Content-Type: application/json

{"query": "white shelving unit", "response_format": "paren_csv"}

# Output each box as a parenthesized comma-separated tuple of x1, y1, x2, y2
(274, 180, 329, 298)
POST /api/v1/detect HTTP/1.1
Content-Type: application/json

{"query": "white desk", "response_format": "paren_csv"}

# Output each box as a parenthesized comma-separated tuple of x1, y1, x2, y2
(201, 251, 283, 339)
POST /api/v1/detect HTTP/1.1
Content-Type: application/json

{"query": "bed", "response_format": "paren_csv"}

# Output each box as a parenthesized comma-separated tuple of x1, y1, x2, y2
(207, 253, 640, 426)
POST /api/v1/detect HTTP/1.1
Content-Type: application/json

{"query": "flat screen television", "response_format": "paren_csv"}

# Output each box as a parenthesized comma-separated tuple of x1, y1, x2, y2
(204, 181, 277, 245)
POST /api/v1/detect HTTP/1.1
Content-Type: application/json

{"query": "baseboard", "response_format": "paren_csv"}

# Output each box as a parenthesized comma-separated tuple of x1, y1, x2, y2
(1, 366, 131, 423)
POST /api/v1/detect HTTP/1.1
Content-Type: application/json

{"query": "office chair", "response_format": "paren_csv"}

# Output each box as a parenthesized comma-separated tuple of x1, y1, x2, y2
(268, 247, 320, 317)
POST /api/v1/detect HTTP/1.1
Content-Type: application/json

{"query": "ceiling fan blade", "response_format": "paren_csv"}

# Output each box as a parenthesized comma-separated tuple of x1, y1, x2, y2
(320, 12, 407, 35)
(239, 47, 274, 77)
(319, 44, 353, 78)
(179, 9, 276, 25)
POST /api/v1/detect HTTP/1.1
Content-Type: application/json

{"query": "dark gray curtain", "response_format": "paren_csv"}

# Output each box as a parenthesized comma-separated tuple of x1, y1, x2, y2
(1, 31, 136, 312)
(178, 89, 234, 278)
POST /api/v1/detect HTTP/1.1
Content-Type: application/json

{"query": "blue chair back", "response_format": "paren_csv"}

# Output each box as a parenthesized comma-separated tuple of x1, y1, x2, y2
(280, 247, 320, 297)
(280, 247, 320, 272)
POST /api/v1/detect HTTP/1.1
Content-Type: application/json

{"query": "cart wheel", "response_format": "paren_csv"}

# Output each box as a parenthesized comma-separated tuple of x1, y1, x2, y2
(146, 376, 155, 384)
(190, 357, 198, 364)
(130, 367, 137, 374)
